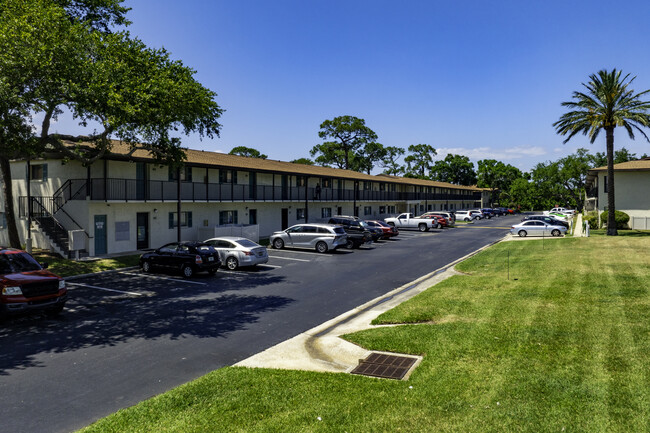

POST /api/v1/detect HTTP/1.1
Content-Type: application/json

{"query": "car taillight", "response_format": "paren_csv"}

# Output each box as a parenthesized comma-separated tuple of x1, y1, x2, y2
(195, 255, 203, 264)
(244, 251, 253, 256)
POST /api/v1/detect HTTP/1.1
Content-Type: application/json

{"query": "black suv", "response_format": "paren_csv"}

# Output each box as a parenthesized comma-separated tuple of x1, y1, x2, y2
(521, 215, 570, 228)
(328, 216, 374, 248)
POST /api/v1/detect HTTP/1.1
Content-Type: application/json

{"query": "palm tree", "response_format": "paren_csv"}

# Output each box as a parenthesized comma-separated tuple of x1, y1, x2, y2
(554, 69, 650, 235)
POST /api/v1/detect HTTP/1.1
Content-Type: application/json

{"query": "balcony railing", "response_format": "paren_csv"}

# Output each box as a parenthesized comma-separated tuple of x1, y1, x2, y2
(62, 178, 482, 203)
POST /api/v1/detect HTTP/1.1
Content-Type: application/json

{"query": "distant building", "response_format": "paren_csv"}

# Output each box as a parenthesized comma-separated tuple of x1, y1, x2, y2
(585, 157, 650, 229)
(0, 141, 487, 257)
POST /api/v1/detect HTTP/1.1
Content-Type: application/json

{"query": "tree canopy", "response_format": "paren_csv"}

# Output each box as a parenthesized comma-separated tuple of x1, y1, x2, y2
(403, 144, 436, 178)
(0, 0, 223, 247)
(229, 146, 267, 159)
(310, 115, 380, 172)
(430, 154, 477, 185)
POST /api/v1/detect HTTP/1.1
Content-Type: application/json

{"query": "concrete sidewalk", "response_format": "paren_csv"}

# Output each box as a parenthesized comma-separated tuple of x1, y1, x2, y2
(235, 240, 504, 374)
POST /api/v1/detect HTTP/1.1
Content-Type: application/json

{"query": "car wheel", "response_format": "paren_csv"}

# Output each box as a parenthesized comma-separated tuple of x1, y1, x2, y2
(345, 239, 355, 249)
(418, 223, 428, 232)
(273, 238, 284, 249)
(182, 264, 194, 278)
(518, 230, 527, 237)
(226, 256, 239, 270)
(551, 229, 561, 237)
(315, 241, 328, 253)
(437, 223, 442, 229)
(141, 260, 151, 273)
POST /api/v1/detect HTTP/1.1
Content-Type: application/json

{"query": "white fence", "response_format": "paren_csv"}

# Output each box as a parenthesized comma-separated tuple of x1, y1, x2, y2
(197, 224, 260, 243)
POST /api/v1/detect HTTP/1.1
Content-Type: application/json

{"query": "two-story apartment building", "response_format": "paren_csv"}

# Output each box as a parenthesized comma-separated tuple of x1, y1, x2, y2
(585, 157, 650, 229)
(0, 141, 488, 257)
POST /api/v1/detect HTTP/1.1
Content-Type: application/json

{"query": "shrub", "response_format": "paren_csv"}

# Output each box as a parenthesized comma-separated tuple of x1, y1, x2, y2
(600, 210, 630, 229)
(584, 211, 599, 229)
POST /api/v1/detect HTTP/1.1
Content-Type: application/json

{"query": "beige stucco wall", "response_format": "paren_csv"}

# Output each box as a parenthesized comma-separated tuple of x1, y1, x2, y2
(595, 170, 650, 229)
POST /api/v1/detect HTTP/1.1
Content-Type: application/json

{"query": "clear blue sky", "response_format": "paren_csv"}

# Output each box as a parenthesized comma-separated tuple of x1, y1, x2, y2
(54, 0, 650, 172)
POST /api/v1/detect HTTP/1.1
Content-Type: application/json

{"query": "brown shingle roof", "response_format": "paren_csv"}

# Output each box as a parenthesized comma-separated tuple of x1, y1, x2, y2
(590, 157, 650, 172)
(86, 140, 482, 192)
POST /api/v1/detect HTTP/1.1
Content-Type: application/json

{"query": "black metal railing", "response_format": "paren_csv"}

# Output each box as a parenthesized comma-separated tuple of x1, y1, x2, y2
(59, 178, 482, 203)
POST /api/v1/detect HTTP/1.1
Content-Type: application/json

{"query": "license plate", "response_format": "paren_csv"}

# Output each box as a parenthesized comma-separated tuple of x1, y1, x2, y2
(208, 256, 214, 261)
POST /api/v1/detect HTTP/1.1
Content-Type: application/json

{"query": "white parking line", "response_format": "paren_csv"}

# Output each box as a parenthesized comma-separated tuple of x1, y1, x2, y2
(260, 264, 282, 268)
(266, 255, 310, 262)
(118, 271, 208, 285)
(67, 282, 144, 296)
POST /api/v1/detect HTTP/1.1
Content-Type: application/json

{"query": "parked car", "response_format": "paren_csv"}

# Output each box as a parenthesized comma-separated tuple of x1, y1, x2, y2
(328, 216, 376, 246)
(522, 215, 570, 229)
(546, 207, 576, 216)
(270, 224, 347, 253)
(0, 247, 67, 319)
(140, 241, 221, 277)
(455, 210, 476, 222)
(421, 211, 456, 225)
(203, 236, 268, 270)
(510, 221, 567, 237)
(418, 214, 448, 228)
(384, 213, 440, 231)
(364, 220, 399, 239)
(480, 208, 495, 218)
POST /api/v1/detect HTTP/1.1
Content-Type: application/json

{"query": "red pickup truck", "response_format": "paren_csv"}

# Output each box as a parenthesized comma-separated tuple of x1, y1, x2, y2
(0, 247, 67, 319)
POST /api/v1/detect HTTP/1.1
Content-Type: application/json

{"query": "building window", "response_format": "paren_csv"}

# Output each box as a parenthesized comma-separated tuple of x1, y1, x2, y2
(219, 169, 237, 184)
(427, 204, 433, 211)
(169, 211, 193, 229)
(364, 206, 372, 216)
(297, 176, 307, 187)
(419, 204, 424, 212)
(168, 166, 192, 182)
(321, 178, 331, 188)
(379, 206, 386, 214)
(379, 183, 386, 191)
(388, 205, 396, 214)
(249, 209, 257, 225)
(296, 209, 305, 220)
(321, 208, 332, 218)
(219, 210, 238, 225)
(363, 181, 371, 191)
(29, 164, 48, 181)
(604, 175, 608, 193)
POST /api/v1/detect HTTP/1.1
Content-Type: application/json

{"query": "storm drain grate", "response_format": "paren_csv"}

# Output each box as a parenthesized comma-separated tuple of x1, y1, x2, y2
(350, 353, 418, 380)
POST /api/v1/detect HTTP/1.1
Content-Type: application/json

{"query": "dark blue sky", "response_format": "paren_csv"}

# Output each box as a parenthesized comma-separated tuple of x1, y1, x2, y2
(53, 0, 650, 171)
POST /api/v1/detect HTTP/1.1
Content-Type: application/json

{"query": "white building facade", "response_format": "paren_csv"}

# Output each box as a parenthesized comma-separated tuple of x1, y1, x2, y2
(0, 142, 488, 257)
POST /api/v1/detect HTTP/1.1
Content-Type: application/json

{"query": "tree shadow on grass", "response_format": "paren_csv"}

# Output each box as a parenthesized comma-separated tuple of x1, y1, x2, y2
(0, 273, 292, 375)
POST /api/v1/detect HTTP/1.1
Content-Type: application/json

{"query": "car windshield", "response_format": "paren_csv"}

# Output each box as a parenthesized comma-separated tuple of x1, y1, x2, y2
(0, 252, 42, 273)
(195, 245, 216, 253)
(358, 221, 369, 228)
(235, 239, 258, 248)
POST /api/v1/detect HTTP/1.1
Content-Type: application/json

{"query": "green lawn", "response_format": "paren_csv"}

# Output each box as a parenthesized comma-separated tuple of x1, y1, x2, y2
(32, 250, 140, 277)
(80, 235, 650, 433)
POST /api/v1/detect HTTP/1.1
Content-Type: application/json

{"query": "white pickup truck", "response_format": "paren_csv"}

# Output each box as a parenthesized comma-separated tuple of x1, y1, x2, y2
(384, 213, 441, 231)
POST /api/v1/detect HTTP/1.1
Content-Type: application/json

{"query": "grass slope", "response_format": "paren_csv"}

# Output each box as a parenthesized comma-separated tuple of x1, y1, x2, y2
(80, 235, 650, 433)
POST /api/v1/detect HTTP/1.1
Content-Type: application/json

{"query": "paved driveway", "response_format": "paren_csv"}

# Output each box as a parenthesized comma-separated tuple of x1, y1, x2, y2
(0, 215, 517, 433)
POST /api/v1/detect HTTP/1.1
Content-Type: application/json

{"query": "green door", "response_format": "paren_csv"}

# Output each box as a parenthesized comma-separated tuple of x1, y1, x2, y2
(94, 215, 107, 255)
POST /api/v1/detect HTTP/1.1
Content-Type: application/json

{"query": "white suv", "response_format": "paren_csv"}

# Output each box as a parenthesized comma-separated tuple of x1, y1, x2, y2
(455, 210, 475, 222)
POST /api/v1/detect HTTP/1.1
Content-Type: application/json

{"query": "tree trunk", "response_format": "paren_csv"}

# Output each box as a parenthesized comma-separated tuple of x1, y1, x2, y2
(0, 156, 23, 248)
(605, 127, 617, 236)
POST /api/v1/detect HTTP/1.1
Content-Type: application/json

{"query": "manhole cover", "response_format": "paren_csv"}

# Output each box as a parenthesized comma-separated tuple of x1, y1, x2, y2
(350, 352, 418, 380)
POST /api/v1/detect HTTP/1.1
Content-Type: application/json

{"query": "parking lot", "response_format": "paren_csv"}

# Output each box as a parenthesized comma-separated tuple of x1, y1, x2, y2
(0, 214, 518, 433)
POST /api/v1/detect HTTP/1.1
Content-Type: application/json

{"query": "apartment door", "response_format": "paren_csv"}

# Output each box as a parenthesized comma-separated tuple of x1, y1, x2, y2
(136, 212, 149, 250)
(94, 215, 107, 255)
(281, 175, 289, 200)
(248, 172, 257, 200)
(281, 208, 288, 230)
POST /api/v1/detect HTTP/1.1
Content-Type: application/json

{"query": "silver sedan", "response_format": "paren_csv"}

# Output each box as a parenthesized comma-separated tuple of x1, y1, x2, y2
(510, 220, 567, 237)
(203, 236, 269, 270)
